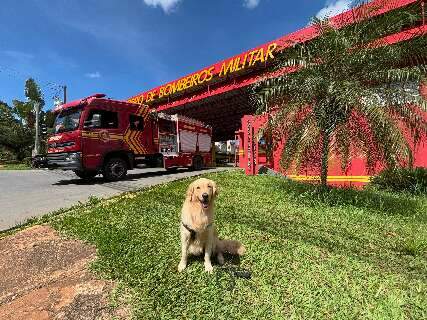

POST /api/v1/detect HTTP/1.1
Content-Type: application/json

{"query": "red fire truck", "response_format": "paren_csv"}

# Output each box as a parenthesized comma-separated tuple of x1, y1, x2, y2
(46, 94, 212, 180)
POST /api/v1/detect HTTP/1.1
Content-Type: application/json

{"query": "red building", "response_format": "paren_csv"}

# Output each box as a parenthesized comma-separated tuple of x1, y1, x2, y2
(128, 0, 427, 185)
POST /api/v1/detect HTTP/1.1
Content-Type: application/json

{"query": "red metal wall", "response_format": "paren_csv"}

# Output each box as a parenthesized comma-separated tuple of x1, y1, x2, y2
(236, 83, 427, 186)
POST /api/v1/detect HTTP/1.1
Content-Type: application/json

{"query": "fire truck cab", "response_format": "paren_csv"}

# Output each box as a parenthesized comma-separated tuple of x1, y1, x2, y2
(47, 94, 212, 181)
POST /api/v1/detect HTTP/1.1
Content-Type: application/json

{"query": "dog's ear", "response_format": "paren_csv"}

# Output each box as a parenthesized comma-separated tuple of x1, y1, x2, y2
(186, 182, 195, 202)
(212, 181, 219, 198)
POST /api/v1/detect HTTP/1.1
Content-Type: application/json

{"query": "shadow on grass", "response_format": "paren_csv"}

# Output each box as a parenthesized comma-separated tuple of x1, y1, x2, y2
(186, 252, 242, 268)
(277, 178, 424, 218)
(185, 253, 251, 291)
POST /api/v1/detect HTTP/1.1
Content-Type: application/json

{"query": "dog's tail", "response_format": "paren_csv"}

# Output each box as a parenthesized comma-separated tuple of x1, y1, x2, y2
(217, 239, 246, 256)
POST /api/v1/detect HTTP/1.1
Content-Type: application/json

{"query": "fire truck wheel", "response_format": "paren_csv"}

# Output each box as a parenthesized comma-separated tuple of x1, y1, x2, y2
(73, 170, 98, 180)
(103, 157, 128, 181)
(192, 156, 203, 171)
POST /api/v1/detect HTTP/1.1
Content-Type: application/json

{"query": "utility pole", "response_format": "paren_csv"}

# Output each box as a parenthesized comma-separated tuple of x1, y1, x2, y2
(32, 102, 41, 156)
(63, 85, 67, 103)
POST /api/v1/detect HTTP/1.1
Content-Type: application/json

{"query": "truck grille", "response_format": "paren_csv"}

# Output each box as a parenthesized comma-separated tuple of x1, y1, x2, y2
(47, 153, 69, 162)
(47, 152, 82, 170)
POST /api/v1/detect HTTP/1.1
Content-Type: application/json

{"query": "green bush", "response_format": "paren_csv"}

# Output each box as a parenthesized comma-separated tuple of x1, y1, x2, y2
(370, 167, 427, 194)
(0, 148, 16, 163)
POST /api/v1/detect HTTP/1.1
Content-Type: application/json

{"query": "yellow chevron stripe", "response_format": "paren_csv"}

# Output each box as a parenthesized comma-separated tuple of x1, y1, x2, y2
(129, 131, 141, 154)
(124, 104, 150, 154)
(133, 131, 144, 154)
(82, 129, 145, 153)
(133, 131, 142, 153)
(141, 107, 150, 118)
(134, 131, 147, 154)
(133, 131, 146, 154)
(139, 105, 149, 116)
(124, 128, 139, 154)
(128, 130, 141, 154)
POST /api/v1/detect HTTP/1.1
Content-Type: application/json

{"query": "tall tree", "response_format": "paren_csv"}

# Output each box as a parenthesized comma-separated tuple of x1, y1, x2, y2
(25, 78, 45, 107)
(0, 79, 46, 160)
(0, 101, 15, 124)
(255, 2, 427, 186)
(43, 110, 56, 128)
(12, 99, 34, 127)
(11, 78, 45, 128)
(0, 101, 33, 160)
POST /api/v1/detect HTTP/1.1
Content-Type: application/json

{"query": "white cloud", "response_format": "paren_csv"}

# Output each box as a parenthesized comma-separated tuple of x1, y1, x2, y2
(143, 0, 181, 13)
(316, 0, 352, 19)
(85, 71, 101, 79)
(142, 0, 261, 12)
(243, 0, 261, 9)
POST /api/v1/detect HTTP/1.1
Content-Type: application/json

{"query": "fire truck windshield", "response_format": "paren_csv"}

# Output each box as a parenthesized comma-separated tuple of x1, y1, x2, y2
(54, 108, 82, 133)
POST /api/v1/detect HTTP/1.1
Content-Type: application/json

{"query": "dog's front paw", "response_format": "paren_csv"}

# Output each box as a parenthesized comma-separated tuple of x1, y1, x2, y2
(178, 261, 187, 272)
(204, 262, 213, 273)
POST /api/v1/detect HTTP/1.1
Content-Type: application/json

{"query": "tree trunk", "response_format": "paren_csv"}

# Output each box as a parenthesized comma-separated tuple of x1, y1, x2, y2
(320, 131, 330, 187)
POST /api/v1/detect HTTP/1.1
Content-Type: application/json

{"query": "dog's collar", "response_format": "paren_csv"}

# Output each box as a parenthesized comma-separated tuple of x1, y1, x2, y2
(182, 222, 212, 238)
(182, 222, 195, 234)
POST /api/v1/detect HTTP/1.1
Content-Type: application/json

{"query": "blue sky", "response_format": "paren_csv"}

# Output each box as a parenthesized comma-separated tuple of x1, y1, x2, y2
(0, 0, 353, 110)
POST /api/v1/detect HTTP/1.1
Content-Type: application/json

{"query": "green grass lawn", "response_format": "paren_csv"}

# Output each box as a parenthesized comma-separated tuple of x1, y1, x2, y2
(47, 170, 426, 319)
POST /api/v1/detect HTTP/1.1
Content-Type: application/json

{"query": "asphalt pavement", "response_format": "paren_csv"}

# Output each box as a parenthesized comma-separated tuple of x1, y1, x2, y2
(0, 167, 228, 231)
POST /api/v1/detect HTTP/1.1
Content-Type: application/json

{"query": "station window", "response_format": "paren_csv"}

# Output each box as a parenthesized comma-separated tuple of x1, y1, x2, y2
(85, 109, 118, 129)
(129, 114, 145, 131)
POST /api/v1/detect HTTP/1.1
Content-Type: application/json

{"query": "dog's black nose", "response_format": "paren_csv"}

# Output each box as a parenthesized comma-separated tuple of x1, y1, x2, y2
(202, 193, 209, 199)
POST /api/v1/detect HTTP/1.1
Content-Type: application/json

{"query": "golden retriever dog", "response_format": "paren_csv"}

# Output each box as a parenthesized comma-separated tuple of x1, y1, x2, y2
(178, 178, 245, 273)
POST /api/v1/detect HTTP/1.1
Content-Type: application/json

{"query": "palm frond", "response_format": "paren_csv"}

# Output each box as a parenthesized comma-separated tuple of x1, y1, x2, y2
(253, 1, 426, 181)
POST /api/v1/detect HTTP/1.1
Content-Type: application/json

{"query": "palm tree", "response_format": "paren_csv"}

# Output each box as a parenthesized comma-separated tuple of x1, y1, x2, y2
(255, 1, 427, 186)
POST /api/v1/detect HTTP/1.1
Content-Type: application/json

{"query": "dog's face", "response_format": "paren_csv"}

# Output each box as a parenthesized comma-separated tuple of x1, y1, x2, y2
(186, 178, 218, 209)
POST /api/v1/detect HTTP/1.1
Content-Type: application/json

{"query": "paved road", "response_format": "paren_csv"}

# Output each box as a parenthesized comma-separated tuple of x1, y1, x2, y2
(0, 167, 228, 231)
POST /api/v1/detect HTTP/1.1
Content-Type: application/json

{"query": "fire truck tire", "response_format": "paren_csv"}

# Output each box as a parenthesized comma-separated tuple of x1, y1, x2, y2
(73, 170, 98, 180)
(103, 157, 128, 181)
(191, 156, 203, 171)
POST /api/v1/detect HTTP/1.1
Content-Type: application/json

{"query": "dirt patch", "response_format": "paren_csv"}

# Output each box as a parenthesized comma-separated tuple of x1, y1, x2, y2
(0, 225, 129, 320)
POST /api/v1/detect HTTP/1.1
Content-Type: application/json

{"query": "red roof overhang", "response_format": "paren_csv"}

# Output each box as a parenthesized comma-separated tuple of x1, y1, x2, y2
(128, 0, 420, 107)
(126, 0, 424, 140)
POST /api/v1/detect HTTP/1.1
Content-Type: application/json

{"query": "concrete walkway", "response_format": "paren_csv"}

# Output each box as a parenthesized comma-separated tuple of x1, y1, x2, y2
(0, 167, 229, 231)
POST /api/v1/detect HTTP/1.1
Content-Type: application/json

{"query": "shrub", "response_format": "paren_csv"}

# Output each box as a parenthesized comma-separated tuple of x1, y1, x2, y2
(0, 148, 16, 163)
(369, 167, 427, 195)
